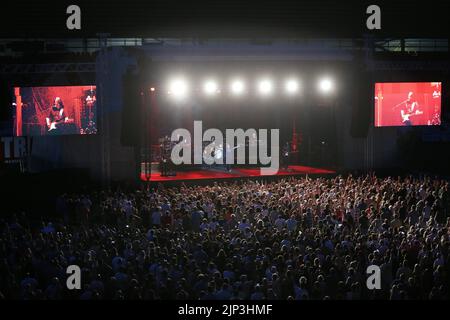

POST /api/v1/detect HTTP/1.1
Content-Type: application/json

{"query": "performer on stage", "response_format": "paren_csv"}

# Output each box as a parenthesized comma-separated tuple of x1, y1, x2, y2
(429, 83, 442, 126)
(83, 92, 97, 134)
(86, 94, 96, 108)
(400, 92, 422, 126)
(281, 141, 290, 170)
(225, 143, 232, 172)
(429, 107, 441, 126)
(46, 97, 68, 134)
(160, 135, 171, 176)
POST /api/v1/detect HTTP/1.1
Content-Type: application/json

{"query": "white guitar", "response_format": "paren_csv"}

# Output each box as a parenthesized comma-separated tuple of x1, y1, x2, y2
(401, 110, 423, 123)
(48, 118, 74, 131)
(203, 144, 241, 162)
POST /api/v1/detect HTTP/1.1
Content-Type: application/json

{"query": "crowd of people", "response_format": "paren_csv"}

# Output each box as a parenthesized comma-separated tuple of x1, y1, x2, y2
(0, 174, 449, 300)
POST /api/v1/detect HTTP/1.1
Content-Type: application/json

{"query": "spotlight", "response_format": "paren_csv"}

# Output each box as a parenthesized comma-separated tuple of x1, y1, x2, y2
(230, 80, 245, 95)
(168, 78, 188, 99)
(258, 79, 273, 96)
(318, 77, 334, 94)
(285, 79, 299, 95)
(203, 80, 219, 95)
(150, 87, 155, 92)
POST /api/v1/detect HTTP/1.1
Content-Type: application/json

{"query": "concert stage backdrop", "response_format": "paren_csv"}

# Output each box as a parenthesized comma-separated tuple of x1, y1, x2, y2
(13, 85, 97, 136)
(375, 82, 442, 127)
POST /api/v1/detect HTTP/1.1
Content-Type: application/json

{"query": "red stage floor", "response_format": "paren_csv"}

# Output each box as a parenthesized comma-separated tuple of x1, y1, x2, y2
(141, 165, 335, 182)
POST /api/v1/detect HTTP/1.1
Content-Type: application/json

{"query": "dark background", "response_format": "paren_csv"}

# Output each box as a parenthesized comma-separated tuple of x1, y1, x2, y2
(0, 0, 449, 38)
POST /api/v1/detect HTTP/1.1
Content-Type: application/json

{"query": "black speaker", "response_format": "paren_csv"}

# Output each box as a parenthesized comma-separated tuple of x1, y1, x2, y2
(0, 80, 11, 122)
(350, 72, 372, 138)
(120, 72, 143, 147)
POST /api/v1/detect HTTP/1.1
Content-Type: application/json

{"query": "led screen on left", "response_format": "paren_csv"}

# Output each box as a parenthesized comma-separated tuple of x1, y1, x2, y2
(13, 85, 97, 136)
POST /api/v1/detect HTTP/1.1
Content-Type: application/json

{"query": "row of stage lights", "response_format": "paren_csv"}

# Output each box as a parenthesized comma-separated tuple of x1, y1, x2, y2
(156, 76, 335, 100)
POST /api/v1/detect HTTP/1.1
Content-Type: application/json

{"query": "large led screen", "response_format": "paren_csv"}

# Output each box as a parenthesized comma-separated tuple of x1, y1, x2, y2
(375, 82, 441, 127)
(13, 85, 97, 136)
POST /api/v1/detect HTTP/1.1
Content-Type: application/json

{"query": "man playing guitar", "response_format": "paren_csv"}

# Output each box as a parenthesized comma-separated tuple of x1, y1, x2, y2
(46, 97, 72, 133)
(400, 91, 423, 126)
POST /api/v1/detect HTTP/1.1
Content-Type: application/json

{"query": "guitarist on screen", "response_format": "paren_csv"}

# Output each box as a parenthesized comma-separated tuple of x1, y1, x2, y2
(400, 91, 423, 126)
(46, 97, 69, 133)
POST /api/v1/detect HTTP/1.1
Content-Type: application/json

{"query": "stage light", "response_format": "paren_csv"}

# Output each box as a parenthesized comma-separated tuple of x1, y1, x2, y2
(203, 80, 219, 95)
(150, 87, 155, 92)
(285, 79, 299, 95)
(318, 77, 334, 94)
(258, 79, 273, 96)
(168, 78, 188, 99)
(230, 80, 245, 95)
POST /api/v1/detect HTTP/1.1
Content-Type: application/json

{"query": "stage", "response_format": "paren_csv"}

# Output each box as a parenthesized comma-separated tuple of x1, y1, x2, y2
(141, 165, 335, 182)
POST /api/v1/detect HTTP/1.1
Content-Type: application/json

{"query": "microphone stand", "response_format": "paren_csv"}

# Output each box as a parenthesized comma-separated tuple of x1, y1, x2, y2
(392, 99, 408, 110)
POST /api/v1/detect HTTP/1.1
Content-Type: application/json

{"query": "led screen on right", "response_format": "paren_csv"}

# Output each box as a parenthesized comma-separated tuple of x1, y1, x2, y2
(375, 82, 441, 127)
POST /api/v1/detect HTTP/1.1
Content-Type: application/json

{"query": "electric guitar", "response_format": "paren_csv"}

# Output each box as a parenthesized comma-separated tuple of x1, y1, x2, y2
(203, 144, 241, 162)
(48, 118, 74, 131)
(401, 110, 423, 123)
